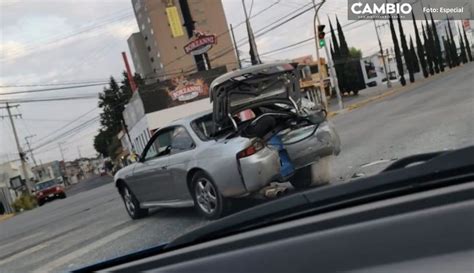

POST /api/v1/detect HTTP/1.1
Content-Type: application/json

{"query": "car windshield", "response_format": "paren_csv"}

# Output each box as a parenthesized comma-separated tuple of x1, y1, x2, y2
(0, 0, 472, 272)
(35, 180, 57, 191)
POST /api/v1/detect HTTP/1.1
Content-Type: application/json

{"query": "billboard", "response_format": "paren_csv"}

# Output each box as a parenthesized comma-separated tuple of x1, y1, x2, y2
(138, 66, 228, 113)
(165, 66, 227, 106)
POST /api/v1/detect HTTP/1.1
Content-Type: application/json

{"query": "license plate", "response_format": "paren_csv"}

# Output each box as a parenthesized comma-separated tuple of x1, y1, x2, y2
(48, 194, 54, 197)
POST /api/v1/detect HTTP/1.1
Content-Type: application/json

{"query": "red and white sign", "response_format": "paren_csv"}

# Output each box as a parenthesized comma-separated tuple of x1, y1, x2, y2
(170, 84, 203, 101)
(463, 19, 470, 30)
(184, 31, 217, 55)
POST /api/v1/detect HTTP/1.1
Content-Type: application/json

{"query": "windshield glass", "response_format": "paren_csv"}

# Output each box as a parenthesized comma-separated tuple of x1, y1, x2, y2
(35, 180, 57, 191)
(0, 0, 472, 272)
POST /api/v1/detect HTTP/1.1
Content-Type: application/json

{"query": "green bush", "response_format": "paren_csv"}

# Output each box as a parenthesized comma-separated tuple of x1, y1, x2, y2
(12, 194, 37, 212)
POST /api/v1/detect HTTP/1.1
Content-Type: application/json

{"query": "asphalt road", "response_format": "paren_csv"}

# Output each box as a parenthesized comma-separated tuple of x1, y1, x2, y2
(0, 63, 473, 272)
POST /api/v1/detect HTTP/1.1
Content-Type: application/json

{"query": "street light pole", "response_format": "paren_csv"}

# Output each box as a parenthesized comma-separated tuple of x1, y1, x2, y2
(312, 0, 328, 110)
(373, 19, 392, 88)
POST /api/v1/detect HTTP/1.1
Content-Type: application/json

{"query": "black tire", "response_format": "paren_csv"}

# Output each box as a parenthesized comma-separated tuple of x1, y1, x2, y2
(289, 166, 312, 189)
(60, 192, 67, 199)
(353, 90, 359, 96)
(191, 171, 228, 219)
(119, 184, 148, 220)
(38, 201, 44, 207)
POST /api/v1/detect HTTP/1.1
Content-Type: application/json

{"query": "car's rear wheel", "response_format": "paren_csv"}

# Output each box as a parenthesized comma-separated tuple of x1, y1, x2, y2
(192, 172, 227, 219)
(120, 185, 148, 219)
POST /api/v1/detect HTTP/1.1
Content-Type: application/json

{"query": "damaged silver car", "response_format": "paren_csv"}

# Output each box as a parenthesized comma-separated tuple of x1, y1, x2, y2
(115, 62, 341, 220)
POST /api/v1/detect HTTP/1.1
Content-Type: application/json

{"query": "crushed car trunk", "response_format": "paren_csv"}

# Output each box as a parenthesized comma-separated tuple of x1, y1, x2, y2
(208, 62, 338, 180)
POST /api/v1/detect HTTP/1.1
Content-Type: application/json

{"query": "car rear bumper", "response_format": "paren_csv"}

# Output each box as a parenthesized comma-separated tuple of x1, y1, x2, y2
(281, 121, 341, 169)
(238, 147, 281, 193)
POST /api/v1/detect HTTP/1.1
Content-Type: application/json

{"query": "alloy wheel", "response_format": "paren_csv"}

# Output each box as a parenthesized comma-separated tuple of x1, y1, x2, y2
(195, 178, 218, 215)
(123, 187, 136, 215)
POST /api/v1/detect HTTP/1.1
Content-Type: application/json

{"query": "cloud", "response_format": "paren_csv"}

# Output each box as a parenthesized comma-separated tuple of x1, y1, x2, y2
(0, 41, 27, 59)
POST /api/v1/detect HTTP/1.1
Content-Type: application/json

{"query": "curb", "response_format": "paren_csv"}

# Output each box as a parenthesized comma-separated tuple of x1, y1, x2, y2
(0, 213, 15, 223)
(327, 65, 464, 119)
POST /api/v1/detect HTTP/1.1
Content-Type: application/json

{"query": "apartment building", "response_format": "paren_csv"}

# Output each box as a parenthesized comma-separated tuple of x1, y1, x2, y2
(129, 0, 237, 78)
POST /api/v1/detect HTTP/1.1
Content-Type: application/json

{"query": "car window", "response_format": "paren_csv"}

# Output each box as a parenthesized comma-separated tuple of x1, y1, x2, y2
(143, 129, 173, 161)
(170, 126, 194, 153)
(35, 180, 56, 190)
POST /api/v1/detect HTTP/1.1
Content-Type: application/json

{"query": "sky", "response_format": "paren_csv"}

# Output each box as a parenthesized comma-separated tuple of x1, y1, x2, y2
(0, 0, 471, 164)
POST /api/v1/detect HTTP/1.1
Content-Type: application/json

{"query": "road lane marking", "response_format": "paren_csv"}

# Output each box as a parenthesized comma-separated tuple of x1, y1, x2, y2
(32, 222, 145, 273)
(0, 242, 50, 266)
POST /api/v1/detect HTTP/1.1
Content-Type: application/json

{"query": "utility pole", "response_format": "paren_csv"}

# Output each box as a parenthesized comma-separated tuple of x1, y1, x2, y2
(230, 24, 242, 69)
(58, 142, 66, 162)
(24, 135, 38, 167)
(386, 48, 393, 82)
(242, 0, 262, 65)
(312, 0, 328, 110)
(318, 16, 343, 110)
(77, 146, 82, 159)
(373, 20, 392, 88)
(2, 103, 33, 193)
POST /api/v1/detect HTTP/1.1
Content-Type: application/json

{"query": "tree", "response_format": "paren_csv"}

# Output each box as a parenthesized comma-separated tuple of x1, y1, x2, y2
(422, 24, 435, 75)
(336, 16, 349, 58)
(349, 47, 362, 59)
(447, 17, 459, 66)
(444, 27, 453, 68)
(430, 11, 444, 72)
(443, 35, 452, 69)
(410, 36, 420, 73)
(424, 15, 439, 73)
(458, 25, 468, 64)
(425, 14, 440, 73)
(412, 12, 428, 77)
(94, 129, 113, 157)
(462, 25, 473, 62)
(389, 15, 406, 86)
(397, 17, 414, 82)
(94, 73, 141, 158)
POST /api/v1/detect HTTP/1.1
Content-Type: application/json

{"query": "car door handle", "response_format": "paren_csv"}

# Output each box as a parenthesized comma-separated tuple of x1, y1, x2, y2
(161, 166, 168, 170)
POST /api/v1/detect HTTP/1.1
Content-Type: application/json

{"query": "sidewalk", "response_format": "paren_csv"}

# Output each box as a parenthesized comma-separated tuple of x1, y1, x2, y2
(326, 65, 464, 118)
(0, 213, 14, 223)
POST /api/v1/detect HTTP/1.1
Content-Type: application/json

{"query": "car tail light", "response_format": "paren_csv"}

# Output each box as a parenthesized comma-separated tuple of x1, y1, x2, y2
(38, 192, 43, 196)
(237, 140, 265, 159)
(56, 186, 61, 191)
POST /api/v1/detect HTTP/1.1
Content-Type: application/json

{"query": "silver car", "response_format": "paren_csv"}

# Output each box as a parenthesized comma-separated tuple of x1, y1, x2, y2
(115, 62, 341, 219)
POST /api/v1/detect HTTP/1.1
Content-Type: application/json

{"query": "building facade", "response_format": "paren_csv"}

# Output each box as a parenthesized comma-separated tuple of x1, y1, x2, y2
(129, 0, 237, 78)
(128, 32, 155, 78)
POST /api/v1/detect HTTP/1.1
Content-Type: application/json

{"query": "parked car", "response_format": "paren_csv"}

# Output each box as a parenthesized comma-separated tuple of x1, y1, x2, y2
(34, 179, 66, 206)
(115, 62, 341, 220)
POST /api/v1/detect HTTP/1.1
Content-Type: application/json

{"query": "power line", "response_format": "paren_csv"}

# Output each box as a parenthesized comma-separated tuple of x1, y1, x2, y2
(0, 82, 108, 95)
(33, 115, 100, 152)
(30, 107, 97, 146)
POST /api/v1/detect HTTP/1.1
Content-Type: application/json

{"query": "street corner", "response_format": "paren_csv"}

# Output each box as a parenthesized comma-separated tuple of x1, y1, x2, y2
(0, 213, 15, 223)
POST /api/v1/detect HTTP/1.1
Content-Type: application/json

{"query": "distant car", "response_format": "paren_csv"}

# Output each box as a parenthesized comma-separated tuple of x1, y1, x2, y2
(34, 179, 66, 206)
(115, 62, 341, 220)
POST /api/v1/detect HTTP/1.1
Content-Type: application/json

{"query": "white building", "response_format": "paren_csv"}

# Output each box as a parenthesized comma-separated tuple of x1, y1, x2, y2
(360, 52, 399, 88)
(0, 161, 34, 214)
(121, 66, 227, 156)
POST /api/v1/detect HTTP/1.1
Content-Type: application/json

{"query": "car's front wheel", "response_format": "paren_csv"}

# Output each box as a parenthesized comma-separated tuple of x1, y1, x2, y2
(191, 172, 227, 219)
(120, 185, 148, 220)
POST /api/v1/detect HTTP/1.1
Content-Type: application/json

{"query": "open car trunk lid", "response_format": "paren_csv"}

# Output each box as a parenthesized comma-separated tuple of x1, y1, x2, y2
(210, 62, 302, 129)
